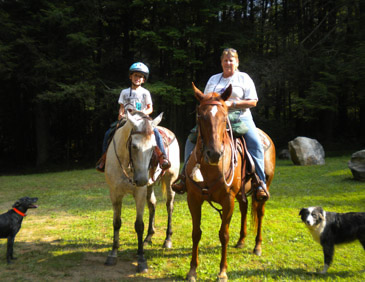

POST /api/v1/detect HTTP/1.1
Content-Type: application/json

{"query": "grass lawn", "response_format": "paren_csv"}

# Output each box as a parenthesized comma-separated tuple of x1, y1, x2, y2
(0, 153, 364, 281)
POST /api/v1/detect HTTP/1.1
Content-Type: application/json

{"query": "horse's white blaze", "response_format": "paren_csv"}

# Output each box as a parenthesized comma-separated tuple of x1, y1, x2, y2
(210, 106, 218, 117)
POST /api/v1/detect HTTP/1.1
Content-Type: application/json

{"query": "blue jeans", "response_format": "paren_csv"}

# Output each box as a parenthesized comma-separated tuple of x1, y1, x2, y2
(240, 116, 266, 186)
(154, 128, 166, 155)
(183, 117, 266, 186)
(184, 138, 195, 163)
(102, 127, 114, 154)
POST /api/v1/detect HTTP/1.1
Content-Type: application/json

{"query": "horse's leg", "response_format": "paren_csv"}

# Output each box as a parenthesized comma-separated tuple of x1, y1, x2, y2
(218, 196, 235, 282)
(187, 194, 202, 282)
(105, 196, 123, 266)
(144, 185, 156, 246)
(252, 199, 266, 256)
(162, 176, 175, 249)
(235, 192, 248, 249)
(134, 186, 148, 273)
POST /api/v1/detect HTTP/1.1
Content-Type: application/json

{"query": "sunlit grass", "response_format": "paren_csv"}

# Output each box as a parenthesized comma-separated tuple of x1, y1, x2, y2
(0, 154, 364, 281)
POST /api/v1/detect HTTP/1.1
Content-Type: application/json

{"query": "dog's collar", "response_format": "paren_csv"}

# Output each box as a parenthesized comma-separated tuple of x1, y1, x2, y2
(13, 208, 26, 217)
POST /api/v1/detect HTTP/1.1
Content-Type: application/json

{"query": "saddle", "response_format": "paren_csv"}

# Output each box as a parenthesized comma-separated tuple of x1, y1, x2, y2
(236, 130, 272, 201)
(190, 133, 271, 201)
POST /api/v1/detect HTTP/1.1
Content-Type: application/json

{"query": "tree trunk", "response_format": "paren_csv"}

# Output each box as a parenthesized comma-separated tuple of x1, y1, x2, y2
(35, 102, 49, 166)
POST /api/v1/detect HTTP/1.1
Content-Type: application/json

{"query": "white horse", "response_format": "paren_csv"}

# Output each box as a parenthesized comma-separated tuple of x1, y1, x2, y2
(104, 111, 180, 273)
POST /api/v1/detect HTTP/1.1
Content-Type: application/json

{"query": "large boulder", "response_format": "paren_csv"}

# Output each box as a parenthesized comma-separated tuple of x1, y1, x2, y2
(288, 137, 325, 165)
(348, 150, 365, 181)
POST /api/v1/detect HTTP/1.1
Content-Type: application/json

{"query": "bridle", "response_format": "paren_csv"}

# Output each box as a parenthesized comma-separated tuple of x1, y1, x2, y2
(196, 99, 237, 186)
(113, 115, 155, 184)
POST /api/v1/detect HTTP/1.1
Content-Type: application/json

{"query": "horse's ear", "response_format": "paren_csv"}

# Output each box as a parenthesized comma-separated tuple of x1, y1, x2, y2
(192, 82, 205, 101)
(221, 84, 232, 101)
(152, 112, 163, 128)
(126, 111, 138, 127)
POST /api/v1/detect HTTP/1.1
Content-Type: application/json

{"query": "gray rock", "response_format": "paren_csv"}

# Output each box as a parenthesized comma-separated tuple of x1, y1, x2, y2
(288, 137, 325, 165)
(348, 150, 365, 181)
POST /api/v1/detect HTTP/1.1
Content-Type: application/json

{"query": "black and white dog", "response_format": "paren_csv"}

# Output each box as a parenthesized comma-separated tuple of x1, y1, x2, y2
(0, 197, 38, 264)
(299, 207, 365, 273)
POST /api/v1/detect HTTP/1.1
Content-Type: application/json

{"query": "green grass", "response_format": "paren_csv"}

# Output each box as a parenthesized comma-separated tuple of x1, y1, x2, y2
(0, 154, 364, 281)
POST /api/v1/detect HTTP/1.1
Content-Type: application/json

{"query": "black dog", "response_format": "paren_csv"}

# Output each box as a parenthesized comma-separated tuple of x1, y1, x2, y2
(299, 207, 365, 273)
(0, 197, 38, 264)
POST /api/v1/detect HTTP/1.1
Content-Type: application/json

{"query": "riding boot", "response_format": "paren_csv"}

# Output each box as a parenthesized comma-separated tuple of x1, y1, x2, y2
(160, 155, 171, 170)
(155, 147, 171, 170)
(171, 174, 186, 194)
(96, 152, 106, 172)
(172, 162, 187, 194)
(255, 179, 270, 202)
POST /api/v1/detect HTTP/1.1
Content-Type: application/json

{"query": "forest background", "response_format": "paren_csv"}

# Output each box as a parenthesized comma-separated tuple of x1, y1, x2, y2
(1, 0, 364, 170)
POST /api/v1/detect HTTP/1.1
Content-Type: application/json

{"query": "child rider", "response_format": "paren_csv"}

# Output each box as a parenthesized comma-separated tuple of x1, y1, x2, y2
(96, 62, 171, 172)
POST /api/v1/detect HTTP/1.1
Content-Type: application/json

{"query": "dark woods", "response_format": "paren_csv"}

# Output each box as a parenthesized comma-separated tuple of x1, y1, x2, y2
(0, 0, 364, 170)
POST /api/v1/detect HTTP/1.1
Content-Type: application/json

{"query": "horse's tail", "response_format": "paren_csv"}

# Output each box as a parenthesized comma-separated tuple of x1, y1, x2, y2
(250, 197, 263, 232)
(161, 178, 167, 196)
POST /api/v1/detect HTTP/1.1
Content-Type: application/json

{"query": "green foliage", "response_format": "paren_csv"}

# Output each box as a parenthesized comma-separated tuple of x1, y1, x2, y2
(38, 82, 96, 109)
(0, 0, 364, 166)
(147, 81, 184, 105)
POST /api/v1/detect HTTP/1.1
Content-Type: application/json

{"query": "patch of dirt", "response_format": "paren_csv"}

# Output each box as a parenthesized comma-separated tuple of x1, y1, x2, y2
(64, 253, 169, 281)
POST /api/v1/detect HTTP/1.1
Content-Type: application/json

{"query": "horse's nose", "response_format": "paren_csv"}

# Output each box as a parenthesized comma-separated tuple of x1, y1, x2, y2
(134, 175, 148, 187)
(205, 148, 221, 164)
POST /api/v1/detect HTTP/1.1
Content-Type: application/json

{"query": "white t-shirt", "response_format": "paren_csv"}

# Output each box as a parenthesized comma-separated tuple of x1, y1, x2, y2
(204, 71, 258, 118)
(118, 86, 152, 112)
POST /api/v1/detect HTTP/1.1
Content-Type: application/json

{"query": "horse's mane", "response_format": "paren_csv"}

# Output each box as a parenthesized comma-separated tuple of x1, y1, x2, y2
(129, 111, 154, 135)
(128, 110, 151, 119)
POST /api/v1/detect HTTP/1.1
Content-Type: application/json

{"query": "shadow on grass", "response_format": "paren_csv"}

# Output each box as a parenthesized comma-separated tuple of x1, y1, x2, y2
(229, 267, 360, 280)
(2, 240, 361, 281)
(0, 240, 188, 281)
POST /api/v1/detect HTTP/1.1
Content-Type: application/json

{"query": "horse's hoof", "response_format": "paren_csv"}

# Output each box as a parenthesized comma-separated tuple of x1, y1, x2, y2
(137, 261, 148, 273)
(104, 255, 117, 266)
(234, 242, 244, 249)
(143, 240, 152, 247)
(253, 248, 262, 256)
(187, 275, 197, 282)
(217, 275, 228, 282)
(163, 239, 172, 249)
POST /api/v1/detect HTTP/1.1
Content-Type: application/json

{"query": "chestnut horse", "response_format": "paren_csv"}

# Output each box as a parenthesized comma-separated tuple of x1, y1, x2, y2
(185, 83, 275, 281)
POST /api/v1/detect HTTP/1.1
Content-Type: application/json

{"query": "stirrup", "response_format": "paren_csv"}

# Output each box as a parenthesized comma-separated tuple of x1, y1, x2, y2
(95, 153, 106, 173)
(255, 181, 270, 202)
(171, 175, 186, 194)
(160, 156, 171, 170)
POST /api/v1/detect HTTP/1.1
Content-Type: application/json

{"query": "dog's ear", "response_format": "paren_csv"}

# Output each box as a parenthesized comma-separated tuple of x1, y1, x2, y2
(317, 207, 325, 220)
(12, 200, 21, 208)
(299, 208, 305, 216)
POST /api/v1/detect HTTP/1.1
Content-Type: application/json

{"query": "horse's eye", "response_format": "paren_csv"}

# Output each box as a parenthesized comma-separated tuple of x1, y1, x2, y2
(132, 144, 138, 150)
